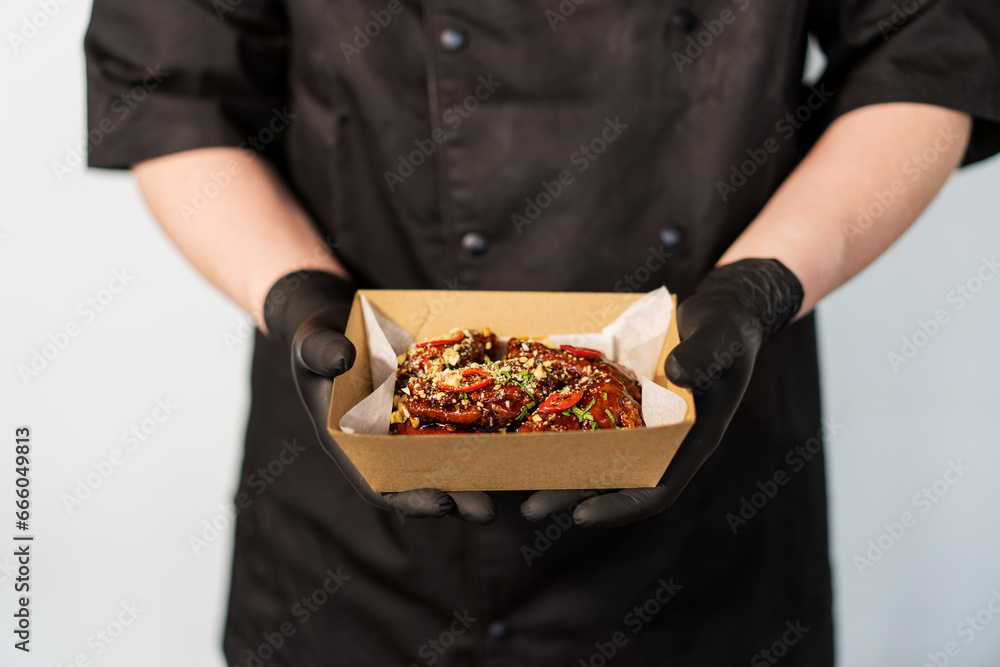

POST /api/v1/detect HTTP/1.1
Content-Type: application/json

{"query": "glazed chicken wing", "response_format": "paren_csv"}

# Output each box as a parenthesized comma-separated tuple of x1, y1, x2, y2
(517, 370, 644, 432)
(391, 331, 646, 435)
(394, 357, 556, 431)
(505, 338, 642, 402)
(389, 421, 482, 435)
(396, 328, 500, 389)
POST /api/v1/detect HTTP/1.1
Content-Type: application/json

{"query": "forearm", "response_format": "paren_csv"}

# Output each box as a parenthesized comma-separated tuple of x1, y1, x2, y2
(133, 147, 349, 331)
(718, 103, 972, 316)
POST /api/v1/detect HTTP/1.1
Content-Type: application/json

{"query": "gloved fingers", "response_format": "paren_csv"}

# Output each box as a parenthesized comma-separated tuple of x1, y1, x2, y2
(381, 488, 455, 518)
(447, 492, 498, 525)
(519, 489, 600, 522)
(294, 368, 334, 433)
(646, 397, 735, 514)
(561, 372, 745, 528)
(570, 487, 673, 528)
(297, 328, 356, 378)
(664, 326, 730, 389)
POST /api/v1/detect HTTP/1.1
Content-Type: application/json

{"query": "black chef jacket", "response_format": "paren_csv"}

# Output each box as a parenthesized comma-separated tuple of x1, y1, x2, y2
(85, 1, 1000, 664)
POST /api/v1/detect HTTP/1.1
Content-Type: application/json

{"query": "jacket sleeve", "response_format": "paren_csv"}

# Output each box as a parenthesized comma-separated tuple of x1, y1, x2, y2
(84, 0, 288, 169)
(809, 0, 1000, 166)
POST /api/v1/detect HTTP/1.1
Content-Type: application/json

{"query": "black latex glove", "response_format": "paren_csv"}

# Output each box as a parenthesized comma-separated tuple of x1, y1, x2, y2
(520, 258, 804, 527)
(263, 270, 497, 525)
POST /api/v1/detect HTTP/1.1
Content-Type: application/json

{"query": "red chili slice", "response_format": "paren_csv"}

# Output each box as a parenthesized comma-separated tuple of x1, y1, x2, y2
(434, 367, 494, 393)
(416, 331, 465, 348)
(559, 344, 603, 359)
(539, 389, 584, 413)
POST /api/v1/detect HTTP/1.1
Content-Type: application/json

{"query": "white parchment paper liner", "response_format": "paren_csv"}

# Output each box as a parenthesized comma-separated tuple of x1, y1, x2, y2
(339, 287, 689, 434)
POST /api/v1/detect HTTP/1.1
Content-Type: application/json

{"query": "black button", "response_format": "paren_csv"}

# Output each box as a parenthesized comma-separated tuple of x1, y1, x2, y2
(461, 232, 489, 256)
(440, 28, 469, 52)
(486, 620, 510, 641)
(670, 9, 698, 34)
(659, 225, 685, 248)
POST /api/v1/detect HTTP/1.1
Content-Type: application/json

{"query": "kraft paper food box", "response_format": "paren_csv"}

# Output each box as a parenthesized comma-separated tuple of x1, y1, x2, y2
(327, 290, 695, 492)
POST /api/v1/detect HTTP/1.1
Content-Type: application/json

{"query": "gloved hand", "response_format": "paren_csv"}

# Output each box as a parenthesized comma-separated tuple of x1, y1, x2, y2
(520, 258, 804, 527)
(263, 269, 497, 525)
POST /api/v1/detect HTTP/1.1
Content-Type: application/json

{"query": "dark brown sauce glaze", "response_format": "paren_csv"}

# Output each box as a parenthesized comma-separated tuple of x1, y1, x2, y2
(505, 338, 642, 403)
(395, 329, 500, 390)
(517, 371, 644, 433)
(391, 332, 645, 434)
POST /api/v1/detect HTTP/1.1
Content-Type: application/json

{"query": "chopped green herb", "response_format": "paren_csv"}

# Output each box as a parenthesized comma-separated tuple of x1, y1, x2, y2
(602, 392, 608, 401)
(516, 401, 537, 421)
(498, 367, 536, 398)
(570, 399, 597, 424)
(604, 408, 621, 429)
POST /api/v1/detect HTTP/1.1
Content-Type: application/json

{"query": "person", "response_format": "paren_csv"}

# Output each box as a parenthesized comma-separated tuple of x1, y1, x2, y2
(84, 1, 999, 664)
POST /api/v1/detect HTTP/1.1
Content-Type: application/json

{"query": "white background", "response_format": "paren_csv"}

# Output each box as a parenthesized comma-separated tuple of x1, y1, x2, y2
(2, 2, 998, 666)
